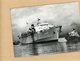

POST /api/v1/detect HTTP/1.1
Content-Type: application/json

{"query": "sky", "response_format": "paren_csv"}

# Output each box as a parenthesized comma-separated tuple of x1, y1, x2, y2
(11, 2, 80, 41)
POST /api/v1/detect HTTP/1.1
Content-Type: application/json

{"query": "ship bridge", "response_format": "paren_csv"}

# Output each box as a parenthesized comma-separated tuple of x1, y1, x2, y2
(35, 23, 53, 32)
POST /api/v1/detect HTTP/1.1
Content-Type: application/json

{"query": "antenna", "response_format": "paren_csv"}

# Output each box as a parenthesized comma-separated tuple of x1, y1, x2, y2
(37, 18, 40, 25)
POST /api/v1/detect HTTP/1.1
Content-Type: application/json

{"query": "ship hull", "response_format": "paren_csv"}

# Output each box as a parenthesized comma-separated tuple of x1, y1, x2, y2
(20, 27, 60, 44)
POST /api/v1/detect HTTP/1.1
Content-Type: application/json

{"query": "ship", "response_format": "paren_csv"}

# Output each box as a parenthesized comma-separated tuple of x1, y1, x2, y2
(18, 18, 62, 44)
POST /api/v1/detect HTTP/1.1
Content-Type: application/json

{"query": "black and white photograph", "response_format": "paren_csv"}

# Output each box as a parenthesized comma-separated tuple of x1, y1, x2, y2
(11, 2, 80, 57)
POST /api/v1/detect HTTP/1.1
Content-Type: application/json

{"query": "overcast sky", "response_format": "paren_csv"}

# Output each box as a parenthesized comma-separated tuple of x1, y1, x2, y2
(11, 2, 80, 31)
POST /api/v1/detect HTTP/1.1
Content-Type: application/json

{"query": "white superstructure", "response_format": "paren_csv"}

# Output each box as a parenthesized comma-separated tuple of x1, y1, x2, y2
(35, 23, 53, 32)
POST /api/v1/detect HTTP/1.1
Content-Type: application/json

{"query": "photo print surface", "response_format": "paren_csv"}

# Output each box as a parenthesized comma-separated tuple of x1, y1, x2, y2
(11, 2, 80, 57)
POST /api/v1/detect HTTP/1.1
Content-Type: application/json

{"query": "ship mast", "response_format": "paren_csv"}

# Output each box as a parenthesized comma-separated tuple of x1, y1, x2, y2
(37, 18, 40, 25)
